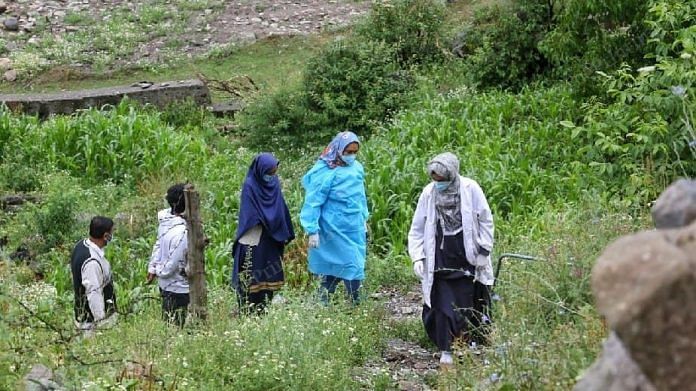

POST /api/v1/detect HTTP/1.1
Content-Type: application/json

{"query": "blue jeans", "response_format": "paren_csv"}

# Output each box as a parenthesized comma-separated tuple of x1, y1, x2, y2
(319, 275, 362, 304)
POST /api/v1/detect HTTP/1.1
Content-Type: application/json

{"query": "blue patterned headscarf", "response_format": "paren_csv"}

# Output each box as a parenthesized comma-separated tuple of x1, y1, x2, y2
(319, 131, 360, 169)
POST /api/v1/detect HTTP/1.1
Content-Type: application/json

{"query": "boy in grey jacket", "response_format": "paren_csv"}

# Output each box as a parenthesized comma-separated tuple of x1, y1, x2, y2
(148, 184, 189, 327)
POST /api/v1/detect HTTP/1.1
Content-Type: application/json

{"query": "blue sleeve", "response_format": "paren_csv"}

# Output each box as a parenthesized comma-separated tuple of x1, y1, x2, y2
(300, 167, 334, 235)
(359, 165, 369, 221)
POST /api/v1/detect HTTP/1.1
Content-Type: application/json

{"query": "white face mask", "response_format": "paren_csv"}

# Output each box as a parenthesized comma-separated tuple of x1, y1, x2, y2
(342, 154, 357, 165)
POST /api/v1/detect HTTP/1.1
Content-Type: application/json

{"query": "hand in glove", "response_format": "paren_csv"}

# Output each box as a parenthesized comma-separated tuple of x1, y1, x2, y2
(413, 259, 425, 280)
(308, 234, 320, 249)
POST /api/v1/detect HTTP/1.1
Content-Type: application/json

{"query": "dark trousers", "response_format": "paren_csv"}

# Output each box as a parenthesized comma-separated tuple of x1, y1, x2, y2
(161, 290, 189, 327)
(319, 275, 362, 304)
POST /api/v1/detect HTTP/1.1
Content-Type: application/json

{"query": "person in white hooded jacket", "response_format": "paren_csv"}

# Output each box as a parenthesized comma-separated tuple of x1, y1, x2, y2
(408, 152, 494, 366)
(148, 183, 189, 327)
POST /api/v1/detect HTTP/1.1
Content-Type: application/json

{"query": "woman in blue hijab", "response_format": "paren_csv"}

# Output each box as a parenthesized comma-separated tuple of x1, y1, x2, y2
(232, 153, 295, 313)
(300, 131, 369, 304)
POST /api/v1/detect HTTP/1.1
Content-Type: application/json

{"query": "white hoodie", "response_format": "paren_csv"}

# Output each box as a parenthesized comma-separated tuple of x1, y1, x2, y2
(149, 209, 189, 294)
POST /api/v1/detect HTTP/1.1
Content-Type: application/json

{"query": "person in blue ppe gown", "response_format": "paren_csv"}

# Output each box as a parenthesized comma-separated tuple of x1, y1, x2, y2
(300, 131, 369, 304)
(232, 153, 295, 314)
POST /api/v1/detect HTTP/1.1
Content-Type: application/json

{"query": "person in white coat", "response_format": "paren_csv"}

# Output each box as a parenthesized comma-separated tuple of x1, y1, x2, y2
(408, 152, 494, 366)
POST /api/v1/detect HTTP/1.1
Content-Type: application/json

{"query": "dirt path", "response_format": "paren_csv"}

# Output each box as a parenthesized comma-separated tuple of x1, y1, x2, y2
(364, 286, 440, 390)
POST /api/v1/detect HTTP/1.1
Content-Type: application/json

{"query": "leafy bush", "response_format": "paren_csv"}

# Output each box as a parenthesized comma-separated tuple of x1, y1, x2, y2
(304, 40, 413, 135)
(565, 0, 696, 196)
(240, 40, 414, 146)
(33, 175, 80, 253)
(0, 162, 44, 192)
(355, 0, 446, 65)
(452, 0, 553, 90)
(539, 0, 651, 97)
(238, 88, 320, 147)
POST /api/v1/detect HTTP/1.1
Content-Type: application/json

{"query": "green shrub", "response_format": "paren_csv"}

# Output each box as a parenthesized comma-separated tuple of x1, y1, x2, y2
(240, 39, 414, 146)
(355, 0, 446, 65)
(565, 0, 696, 195)
(453, 0, 553, 90)
(539, 0, 651, 97)
(0, 162, 44, 193)
(237, 88, 321, 147)
(33, 175, 80, 252)
(304, 39, 413, 135)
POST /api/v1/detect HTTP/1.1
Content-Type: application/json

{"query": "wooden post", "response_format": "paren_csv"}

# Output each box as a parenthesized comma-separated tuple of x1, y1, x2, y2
(184, 184, 208, 320)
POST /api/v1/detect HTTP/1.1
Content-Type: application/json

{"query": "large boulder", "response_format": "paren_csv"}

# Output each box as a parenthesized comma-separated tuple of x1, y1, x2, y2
(573, 332, 656, 391)
(651, 179, 696, 229)
(591, 221, 696, 390)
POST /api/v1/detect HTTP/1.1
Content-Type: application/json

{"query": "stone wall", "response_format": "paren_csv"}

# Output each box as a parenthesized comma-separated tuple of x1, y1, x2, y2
(0, 79, 211, 117)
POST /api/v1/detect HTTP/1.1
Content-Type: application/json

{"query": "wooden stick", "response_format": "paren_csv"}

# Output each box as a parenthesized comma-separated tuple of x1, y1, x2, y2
(184, 184, 208, 320)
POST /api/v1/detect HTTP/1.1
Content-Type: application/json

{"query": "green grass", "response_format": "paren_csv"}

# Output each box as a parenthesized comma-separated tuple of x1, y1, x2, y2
(0, 35, 330, 103)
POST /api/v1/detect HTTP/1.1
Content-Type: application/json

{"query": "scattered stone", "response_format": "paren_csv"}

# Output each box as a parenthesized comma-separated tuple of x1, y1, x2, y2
(0, 3, 7, 15)
(24, 364, 63, 391)
(23, 364, 63, 391)
(9, 244, 31, 263)
(236, 31, 257, 45)
(4, 69, 17, 82)
(3, 16, 18, 31)
(651, 179, 696, 229)
(0, 57, 11, 71)
(1, 194, 38, 208)
(208, 101, 244, 118)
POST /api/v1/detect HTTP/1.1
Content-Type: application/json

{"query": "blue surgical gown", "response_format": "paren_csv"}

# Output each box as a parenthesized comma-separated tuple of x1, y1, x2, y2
(300, 160, 369, 281)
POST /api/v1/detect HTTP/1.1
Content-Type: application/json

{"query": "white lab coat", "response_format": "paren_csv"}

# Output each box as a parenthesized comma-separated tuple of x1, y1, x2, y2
(408, 176, 494, 307)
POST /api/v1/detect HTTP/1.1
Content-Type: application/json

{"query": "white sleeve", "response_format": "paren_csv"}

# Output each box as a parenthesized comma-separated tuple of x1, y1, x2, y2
(81, 260, 105, 321)
(148, 237, 161, 274)
(408, 189, 428, 262)
(472, 183, 494, 252)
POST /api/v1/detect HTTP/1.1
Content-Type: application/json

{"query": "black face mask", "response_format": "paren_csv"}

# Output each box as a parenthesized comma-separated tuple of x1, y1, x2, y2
(104, 233, 113, 245)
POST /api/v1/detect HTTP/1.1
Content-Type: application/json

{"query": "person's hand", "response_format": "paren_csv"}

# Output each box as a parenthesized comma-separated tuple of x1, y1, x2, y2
(413, 260, 425, 280)
(308, 234, 320, 249)
(146, 273, 156, 284)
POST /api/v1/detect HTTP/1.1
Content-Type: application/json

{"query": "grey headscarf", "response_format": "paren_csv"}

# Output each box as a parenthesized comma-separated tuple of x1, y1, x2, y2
(427, 152, 463, 235)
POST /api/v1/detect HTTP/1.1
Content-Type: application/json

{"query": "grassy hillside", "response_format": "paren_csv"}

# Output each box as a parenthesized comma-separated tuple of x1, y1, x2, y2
(1, 0, 694, 389)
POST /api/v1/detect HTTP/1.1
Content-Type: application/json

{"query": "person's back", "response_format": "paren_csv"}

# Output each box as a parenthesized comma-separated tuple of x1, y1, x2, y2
(154, 215, 189, 294)
(151, 183, 190, 327)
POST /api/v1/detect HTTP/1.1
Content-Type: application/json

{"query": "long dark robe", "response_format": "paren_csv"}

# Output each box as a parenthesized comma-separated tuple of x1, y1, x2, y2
(232, 229, 285, 312)
(231, 153, 295, 313)
(422, 223, 492, 351)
